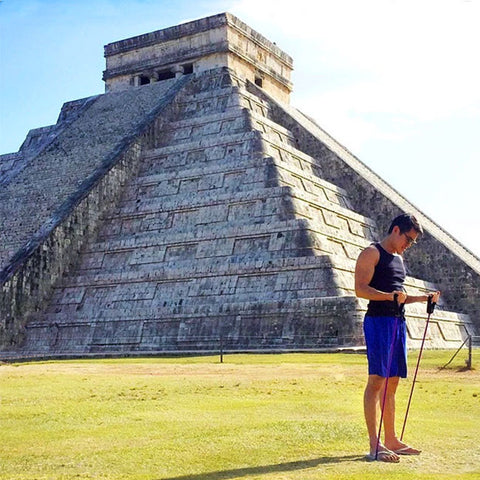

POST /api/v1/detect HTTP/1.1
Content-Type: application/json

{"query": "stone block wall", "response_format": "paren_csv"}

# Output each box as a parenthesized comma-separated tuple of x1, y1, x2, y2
(0, 139, 142, 347)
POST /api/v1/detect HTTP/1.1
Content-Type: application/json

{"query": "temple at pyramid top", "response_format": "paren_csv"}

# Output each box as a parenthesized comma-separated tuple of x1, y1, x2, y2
(103, 13, 294, 103)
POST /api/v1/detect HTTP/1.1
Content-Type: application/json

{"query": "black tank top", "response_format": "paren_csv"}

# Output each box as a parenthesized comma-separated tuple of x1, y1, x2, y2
(367, 243, 406, 317)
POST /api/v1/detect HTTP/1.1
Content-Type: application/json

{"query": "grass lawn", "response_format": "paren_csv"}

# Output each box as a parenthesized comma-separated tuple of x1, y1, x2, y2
(1, 350, 479, 480)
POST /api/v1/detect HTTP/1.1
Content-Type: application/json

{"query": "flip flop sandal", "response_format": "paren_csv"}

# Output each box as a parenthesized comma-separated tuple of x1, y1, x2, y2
(393, 446, 421, 455)
(365, 450, 400, 463)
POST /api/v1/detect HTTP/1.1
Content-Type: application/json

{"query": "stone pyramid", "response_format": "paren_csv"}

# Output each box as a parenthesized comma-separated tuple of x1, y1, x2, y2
(1, 13, 478, 359)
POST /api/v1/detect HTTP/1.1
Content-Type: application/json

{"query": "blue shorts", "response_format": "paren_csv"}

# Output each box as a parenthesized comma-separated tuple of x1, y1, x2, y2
(363, 315, 407, 378)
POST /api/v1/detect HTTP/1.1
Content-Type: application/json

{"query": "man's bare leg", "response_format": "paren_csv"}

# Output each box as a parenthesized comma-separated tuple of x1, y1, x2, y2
(382, 376, 421, 455)
(364, 374, 400, 462)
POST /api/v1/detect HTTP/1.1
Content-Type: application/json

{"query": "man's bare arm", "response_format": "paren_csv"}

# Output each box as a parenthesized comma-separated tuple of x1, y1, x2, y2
(404, 291, 440, 304)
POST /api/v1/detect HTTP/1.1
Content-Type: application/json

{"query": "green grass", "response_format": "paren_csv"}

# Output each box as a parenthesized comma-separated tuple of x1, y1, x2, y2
(1, 351, 479, 480)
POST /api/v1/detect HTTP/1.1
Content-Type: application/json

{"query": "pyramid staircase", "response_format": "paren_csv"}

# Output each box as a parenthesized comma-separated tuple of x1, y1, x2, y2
(14, 69, 470, 357)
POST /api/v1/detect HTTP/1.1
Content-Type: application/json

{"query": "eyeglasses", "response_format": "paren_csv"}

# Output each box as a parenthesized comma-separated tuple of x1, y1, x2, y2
(403, 232, 417, 246)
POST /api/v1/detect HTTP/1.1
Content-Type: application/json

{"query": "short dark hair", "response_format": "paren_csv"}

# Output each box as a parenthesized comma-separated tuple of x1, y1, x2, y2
(388, 213, 423, 235)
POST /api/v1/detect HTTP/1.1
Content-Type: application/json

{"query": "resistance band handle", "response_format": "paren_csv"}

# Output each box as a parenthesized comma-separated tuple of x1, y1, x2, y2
(393, 293, 404, 317)
(427, 294, 436, 314)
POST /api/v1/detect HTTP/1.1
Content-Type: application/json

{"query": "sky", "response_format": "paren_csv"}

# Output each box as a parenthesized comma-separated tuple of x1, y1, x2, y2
(1, 0, 479, 258)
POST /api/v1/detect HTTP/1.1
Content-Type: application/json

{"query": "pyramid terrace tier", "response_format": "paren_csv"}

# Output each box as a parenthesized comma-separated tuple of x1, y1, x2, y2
(19, 296, 361, 356)
(83, 208, 374, 263)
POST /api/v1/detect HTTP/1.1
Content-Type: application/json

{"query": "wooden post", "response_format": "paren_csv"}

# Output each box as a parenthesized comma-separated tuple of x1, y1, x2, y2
(467, 335, 472, 370)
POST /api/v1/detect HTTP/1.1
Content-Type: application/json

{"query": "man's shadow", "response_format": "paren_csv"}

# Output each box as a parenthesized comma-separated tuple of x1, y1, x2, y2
(159, 454, 365, 480)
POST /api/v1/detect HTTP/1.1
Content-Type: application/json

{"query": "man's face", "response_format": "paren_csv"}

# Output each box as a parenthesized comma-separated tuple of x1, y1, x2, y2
(395, 227, 419, 254)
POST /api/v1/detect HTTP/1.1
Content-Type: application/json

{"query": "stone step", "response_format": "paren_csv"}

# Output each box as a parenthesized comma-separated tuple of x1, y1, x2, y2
(94, 199, 375, 260)
(46, 285, 343, 324)
(121, 157, 268, 203)
(143, 130, 261, 159)
(19, 296, 360, 354)
(92, 217, 308, 252)
(43, 259, 345, 322)
(59, 251, 337, 288)
(96, 208, 306, 247)
(117, 170, 364, 252)
(289, 189, 378, 246)
(89, 219, 314, 269)
(175, 86, 246, 118)
(92, 197, 376, 264)
(136, 145, 261, 185)
(76, 245, 319, 281)
(269, 155, 353, 210)
(177, 85, 272, 119)
(124, 155, 356, 220)
(153, 89, 299, 152)
(166, 106, 248, 130)
(139, 131, 263, 175)
(249, 110, 298, 148)
(139, 112, 355, 219)
(112, 184, 290, 220)
(236, 88, 274, 119)
(178, 68, 246, 97)
(112, 176, 372, 238)
(36, 301, 471, 332)
(30, 295, 357, 324)
(174, 84, 276, 132)
(179, 85, 239, 101)
(155, 108, 251, 147)
(260, 133, 352, 206)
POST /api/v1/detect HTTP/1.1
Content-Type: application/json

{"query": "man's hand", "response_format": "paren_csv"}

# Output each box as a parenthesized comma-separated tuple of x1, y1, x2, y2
(430, 291, 440, 303)
(393, 290, 407, 304)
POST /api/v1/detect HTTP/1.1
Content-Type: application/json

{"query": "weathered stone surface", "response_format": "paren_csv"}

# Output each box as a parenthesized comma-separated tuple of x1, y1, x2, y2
(0, 14, 477, 359)
(0, 76, 191, 349)
(103, 13, 293, 103)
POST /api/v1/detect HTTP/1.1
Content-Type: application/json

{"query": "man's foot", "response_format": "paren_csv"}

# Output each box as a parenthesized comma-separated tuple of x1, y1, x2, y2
(366, 447, 400, 463)
(392, 445, 421, 455)
(386, 440, 421, 455)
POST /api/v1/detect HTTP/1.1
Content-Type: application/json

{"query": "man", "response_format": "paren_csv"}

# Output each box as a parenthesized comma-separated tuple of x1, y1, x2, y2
(354, 213, 440, 463)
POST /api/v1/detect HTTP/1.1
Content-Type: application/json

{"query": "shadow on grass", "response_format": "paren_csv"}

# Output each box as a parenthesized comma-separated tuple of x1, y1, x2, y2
(159, 454, 365, 480)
